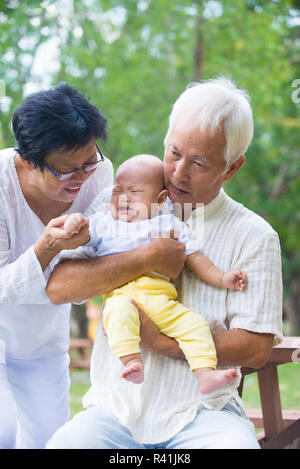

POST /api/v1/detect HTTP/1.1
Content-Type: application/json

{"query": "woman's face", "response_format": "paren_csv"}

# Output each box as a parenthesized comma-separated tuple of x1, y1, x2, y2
(27, 139, 99, 204)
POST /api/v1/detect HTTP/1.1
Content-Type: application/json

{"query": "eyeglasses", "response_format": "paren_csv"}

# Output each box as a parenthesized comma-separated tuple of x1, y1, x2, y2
(44, 144, 105, 181)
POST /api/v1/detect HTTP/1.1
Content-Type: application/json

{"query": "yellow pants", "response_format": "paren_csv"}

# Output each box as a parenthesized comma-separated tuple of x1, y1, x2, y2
(102, 275, 217, 371)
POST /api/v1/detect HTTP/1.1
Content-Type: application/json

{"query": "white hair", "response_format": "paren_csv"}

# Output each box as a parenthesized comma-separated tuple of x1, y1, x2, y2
(165, 77, 254, 170)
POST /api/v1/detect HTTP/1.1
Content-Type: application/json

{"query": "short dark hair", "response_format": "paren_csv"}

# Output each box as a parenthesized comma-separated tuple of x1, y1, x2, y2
(12, 82, 108, 170)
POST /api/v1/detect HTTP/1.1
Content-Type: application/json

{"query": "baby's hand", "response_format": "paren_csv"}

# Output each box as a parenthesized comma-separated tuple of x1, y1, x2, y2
(64, 213, 89, 236)
(222, 269, 247, 291)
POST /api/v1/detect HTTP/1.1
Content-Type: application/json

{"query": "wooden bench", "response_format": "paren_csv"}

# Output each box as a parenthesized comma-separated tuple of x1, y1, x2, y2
(69, 336, 300, 448)
(239, 336, 300, 449)
(69, 337, 93, 370)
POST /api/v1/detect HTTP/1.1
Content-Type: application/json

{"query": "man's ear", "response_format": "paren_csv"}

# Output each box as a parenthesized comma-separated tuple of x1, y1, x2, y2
(223, 155, 245, 182)
(157, 189, 168, 207)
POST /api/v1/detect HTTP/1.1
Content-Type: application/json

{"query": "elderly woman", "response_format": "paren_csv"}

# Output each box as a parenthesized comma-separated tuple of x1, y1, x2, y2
(0, 83, 184, 449)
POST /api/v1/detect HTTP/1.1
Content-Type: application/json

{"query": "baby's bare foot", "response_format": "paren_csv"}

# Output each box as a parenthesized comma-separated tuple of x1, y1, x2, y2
(120, 361, 144, 384)
(195, 368, 238, 394)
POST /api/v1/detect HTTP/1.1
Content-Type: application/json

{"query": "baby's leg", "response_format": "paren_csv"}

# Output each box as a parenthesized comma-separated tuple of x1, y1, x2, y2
(194, 368, 239, 394)
(145, 296, 239, 393)
(120, 353, 144, 384)
(147, 299, 217, 371)
(103, 294, 144, 384)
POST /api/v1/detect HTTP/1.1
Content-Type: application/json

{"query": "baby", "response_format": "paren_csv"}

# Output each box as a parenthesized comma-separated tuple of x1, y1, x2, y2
(64, 155, 246, 394)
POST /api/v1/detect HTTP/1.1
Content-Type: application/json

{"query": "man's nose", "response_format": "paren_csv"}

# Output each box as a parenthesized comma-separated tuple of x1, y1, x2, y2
(173, 159, 190, 182)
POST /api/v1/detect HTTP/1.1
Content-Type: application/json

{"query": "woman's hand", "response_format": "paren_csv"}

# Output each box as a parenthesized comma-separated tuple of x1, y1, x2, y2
(34, 214, 90, 271)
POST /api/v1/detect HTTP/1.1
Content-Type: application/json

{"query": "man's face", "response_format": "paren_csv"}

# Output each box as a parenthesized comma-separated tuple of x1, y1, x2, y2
(163, 114, 231, 207)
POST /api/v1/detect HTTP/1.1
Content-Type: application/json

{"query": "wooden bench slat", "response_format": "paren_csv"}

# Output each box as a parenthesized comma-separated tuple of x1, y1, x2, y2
(262, 418, 300, 450)
(268, 336, 300, 364)
(69, 338, 93, 349)
(246, 409, 300, 429)
(69, 359, 91, 370)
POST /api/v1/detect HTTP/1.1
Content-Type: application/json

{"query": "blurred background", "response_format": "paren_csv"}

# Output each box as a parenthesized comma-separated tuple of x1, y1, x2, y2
(0, 0, 299, 339)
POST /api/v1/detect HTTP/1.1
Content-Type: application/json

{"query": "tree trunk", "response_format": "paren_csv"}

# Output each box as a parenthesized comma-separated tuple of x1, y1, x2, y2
(70, 303, 88, 338)
(290, 278, 300, 334)
(283, 278, 300, 336)
(193, 2, 204, 82)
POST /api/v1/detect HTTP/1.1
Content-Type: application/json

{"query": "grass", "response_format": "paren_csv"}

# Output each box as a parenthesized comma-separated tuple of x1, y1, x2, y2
(69, 362, 300, 423)
(69, 370, 91, 418)
(242, 362, 300, 410)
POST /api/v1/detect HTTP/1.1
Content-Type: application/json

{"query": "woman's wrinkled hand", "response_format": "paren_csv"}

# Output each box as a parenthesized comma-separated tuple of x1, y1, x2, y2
(43, 214, 90, 253)
(34, 214, 90, 271)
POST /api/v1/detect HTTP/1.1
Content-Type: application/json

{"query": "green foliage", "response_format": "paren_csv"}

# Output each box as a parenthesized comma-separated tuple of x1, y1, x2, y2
(243, 363, 300, 411)
(0, 0, 299, 329)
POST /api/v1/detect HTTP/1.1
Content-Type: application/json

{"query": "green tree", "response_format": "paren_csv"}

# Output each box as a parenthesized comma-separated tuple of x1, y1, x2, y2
(1, 0, 299, 332)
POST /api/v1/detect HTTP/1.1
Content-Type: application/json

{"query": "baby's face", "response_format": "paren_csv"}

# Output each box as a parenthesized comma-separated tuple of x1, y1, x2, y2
(110, 170, 163, 223)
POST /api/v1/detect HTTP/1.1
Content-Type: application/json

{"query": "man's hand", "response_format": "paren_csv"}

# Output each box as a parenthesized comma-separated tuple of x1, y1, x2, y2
(147, 230, 186, 280)
(101, 300, 163, 350)
(46, 230, 186, 305)
(131, 300, 185, 359)
(132, 300, 161, 351)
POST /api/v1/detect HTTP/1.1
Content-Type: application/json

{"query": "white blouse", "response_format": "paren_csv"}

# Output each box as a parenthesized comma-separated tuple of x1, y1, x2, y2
(0, 148, 114, 362)
(82, 187, 283, 444)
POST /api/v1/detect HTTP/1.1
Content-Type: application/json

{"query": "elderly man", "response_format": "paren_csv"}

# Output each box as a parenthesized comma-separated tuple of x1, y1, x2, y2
(46, 78, 282, 449)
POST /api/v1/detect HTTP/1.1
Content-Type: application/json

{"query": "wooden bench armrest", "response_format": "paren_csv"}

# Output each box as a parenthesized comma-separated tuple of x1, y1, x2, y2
(69, 338, 93, 369)
(241, 336, 300, 377)
(69, 338, 93, 350)
(267, 336, 300, 365)
(240, 336, 300, 448)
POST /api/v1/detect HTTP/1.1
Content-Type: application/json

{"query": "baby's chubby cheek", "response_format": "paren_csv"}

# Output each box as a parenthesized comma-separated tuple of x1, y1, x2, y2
(109, 200, 118, 219)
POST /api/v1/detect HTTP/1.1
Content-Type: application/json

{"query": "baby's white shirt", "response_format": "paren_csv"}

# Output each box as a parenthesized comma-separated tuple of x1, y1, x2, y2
(86, 210, 200, 258)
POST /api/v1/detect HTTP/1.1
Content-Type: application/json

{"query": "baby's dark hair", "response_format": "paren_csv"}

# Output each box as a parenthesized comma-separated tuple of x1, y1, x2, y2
(12, 82, 107, 170)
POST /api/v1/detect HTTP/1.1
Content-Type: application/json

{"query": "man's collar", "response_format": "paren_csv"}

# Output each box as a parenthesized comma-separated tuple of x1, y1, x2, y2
(166, 189, 227, 220)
